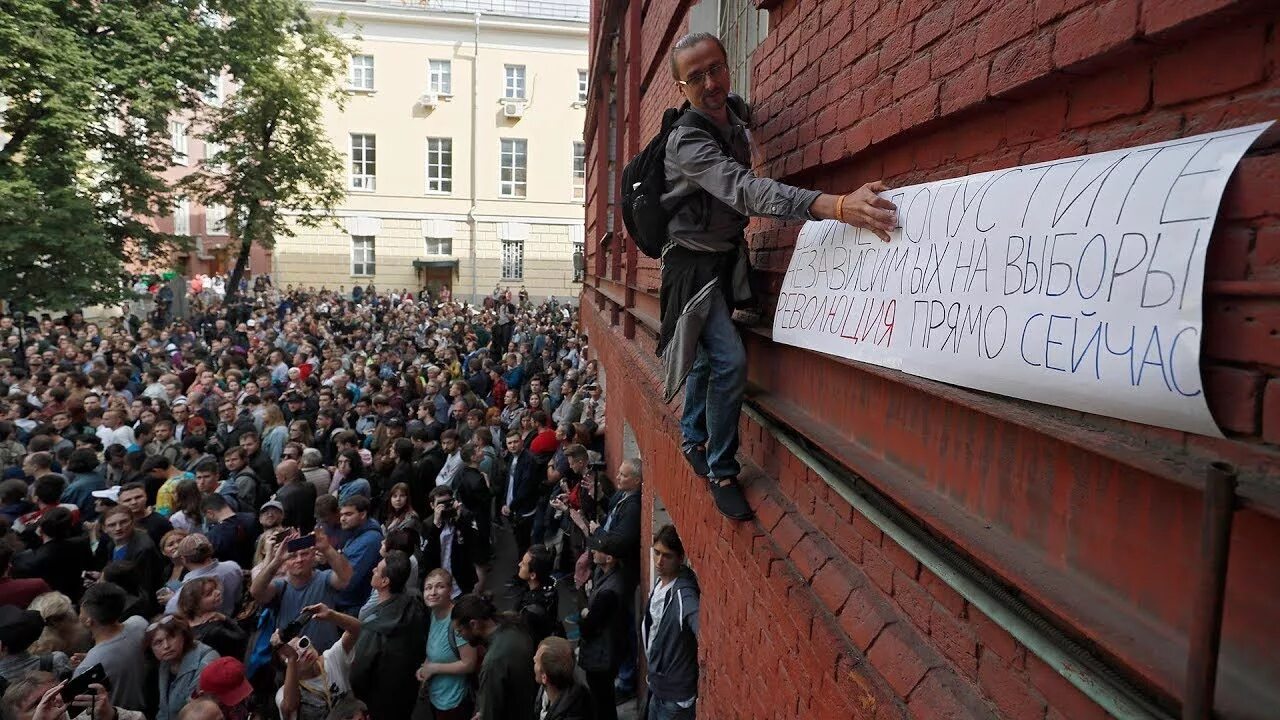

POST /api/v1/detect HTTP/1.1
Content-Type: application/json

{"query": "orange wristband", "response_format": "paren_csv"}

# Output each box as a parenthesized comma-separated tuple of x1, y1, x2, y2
(835, 194, 845, 222)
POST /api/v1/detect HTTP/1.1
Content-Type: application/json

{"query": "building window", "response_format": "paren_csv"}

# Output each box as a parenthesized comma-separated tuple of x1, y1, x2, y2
(349, 54, 375, 91)
(577, 70, 588, 103)
(350, 134, 376, 191)
(425, 237, 453, 255)
(429, 60, 452, 95)
(173, 197, 190, 236)
(351, 235, 376, 276)
(426, 137, 453, 193)
(499, 138, 527, 198)
(504, 64, 526, 100)
(502, 239, 524, 280)
(204, 141, 225, 171)
(720, 0, 769, 103)
(205, 204, 228, 235)
(573, 240, 585, 282)
(572, 141, 586, 201)
(204, 73, 223, 106)
(170, 121, 189, 166)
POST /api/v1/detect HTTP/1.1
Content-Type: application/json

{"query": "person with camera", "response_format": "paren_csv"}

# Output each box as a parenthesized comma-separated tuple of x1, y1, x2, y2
(274, 602, 360, 720)
(2, 673, 142, 720)
(250, 527, 352, 652)
(421, 485, 479, 597)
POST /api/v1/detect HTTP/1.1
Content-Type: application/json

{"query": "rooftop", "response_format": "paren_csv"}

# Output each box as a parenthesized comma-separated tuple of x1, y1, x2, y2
(341, 0, 589, 22)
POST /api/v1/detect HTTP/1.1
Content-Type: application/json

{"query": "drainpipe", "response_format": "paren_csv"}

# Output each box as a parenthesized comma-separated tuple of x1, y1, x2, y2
(742, 404, 1172, 720)
(468, 10, 480, 305)
(1183, 461, 1238, 719)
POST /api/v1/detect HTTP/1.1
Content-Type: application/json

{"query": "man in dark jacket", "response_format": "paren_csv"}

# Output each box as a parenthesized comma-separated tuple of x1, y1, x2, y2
(12, 507, 93, 603)
(93, 505, 163, 598)
(350, 551, 425, 720)
(421, 485, 479, 595)
(641, 525, 700, 720)
(499, 432, 539, 559)
(534, 636, 595, 720)
(452, 593, 537, 720)
(579, 534, 627, 720)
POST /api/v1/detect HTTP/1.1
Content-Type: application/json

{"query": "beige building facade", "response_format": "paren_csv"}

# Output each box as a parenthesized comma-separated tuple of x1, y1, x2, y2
(276, 0, 588, 302)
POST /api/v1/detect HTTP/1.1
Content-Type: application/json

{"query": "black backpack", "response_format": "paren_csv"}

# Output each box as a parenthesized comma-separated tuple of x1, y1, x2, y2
(621, 105, 735, 259)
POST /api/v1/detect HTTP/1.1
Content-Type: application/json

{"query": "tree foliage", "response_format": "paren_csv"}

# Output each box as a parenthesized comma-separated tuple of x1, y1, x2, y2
(0, 0, 351, 311)
(182, 0, 352, 305)
(0, 0, 224, 310)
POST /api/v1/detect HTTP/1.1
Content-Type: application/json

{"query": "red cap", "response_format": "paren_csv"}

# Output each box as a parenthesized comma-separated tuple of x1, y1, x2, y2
(198, 657, 253, 706)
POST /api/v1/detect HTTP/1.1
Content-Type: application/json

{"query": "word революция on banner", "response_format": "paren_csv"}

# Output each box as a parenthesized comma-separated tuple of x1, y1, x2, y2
(772, 121, 1274, 437)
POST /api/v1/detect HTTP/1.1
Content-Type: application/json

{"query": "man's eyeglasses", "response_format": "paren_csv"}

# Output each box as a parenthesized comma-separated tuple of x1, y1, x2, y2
(677, 62, 728, 88)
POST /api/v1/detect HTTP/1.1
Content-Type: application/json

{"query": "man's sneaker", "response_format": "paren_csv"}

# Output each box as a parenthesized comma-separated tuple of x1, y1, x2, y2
(682, 445, 710, 477)
(710, 476, 753, 520)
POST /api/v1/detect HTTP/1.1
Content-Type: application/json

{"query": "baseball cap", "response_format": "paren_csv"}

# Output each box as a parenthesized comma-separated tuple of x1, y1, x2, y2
(198, 656, 254, 706)
(0, 607, 45, 655)
(91, 486, 121, 503)
(260, 499, 284, 514)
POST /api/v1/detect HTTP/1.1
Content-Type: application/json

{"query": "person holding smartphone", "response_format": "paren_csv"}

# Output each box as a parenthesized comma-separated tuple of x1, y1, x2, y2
(3, 672, 144, 720)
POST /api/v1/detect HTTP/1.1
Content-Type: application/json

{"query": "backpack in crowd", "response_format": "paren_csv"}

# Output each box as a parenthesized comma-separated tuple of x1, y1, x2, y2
(620, 105, 733, 259)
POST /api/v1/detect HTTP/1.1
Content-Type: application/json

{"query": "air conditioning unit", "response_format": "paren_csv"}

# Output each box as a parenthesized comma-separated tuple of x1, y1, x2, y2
(418, 91, 439, 108)
(503, 100, 525, 118)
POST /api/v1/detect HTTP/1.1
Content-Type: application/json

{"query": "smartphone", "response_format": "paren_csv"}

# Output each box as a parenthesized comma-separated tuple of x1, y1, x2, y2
(62, 663, 107, 702)
(285, 534, 317, 553)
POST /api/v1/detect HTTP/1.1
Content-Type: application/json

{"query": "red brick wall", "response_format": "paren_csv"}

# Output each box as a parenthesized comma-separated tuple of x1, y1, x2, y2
(582, 0, 1280, 718)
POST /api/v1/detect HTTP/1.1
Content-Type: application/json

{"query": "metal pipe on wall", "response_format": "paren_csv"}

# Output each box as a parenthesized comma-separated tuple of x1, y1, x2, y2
(468, 11, 480, 304)
(742, 404, 1173, 720)
(1183, 461, 1239, 720)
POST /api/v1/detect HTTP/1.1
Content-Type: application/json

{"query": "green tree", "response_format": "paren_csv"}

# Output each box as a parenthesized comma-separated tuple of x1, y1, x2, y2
(0, 0, 224, 311)
(182, 0, 351, 306)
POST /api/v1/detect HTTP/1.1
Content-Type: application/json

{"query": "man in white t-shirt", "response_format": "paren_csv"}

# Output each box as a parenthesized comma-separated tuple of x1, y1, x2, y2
(96, 410, 137, 450)
(275, 603, 361, 720)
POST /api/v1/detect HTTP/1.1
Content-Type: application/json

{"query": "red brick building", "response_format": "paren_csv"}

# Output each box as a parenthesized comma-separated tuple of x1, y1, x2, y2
(580, 1, 1280, 718)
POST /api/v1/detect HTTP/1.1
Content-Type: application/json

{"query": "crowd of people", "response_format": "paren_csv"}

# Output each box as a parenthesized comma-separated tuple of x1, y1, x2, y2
(0, 281, 701, 720)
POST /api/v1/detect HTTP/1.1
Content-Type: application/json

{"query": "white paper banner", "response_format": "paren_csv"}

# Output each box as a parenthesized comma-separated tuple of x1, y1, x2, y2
(773, 122, 1273, 437)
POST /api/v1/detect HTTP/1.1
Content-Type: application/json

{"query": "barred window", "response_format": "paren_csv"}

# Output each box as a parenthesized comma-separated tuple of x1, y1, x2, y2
(719, 0, 768, 103)
(572, 141, 586, 201)
(502, 239, 524, 280)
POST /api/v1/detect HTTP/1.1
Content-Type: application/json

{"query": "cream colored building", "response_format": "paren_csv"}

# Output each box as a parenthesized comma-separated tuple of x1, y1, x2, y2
(275, 0, 589, 302)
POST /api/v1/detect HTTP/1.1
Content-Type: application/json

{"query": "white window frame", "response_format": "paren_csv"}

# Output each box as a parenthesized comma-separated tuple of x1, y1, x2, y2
(502, 238, 524, 280)
(204, 141, 226, 171)
(504, 64, 526, 100)
(426, 137, 453, 194)
(173, 197, 190, 236)
(429, 59, 453, 95)
(350, 134, 376, 191)
(349, 54, 375, 91)
(499, 138, 527, 198)
(577, 69, 588, 104)
(424, 237, 453, 256)
(205, 204, 228, 235)
(169, 121, 189, 166)
(572, 141, 586, 201)
(204, 73, 223, 106)
(351, 235, 376, 276)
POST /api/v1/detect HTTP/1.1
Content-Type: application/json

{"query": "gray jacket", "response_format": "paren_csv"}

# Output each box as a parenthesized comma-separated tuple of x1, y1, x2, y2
(661, 101, 820, 254)
(156, 642, 219, 720)
(642, 568, 700, 702)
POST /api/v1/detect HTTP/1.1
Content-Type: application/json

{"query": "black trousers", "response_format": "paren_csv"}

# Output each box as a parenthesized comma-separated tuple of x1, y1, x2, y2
(585, 669, 619, 720)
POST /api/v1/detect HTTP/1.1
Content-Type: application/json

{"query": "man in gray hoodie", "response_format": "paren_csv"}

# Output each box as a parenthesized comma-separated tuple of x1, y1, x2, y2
(641, 525, 699, 720)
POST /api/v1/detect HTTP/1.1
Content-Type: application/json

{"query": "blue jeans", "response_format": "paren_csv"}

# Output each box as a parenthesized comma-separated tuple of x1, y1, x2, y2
(647, 696, 697, 720)
(680, 292, 746, 479)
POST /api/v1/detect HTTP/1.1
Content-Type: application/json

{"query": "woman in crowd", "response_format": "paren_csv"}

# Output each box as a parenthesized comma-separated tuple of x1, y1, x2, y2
(334, 451, 371, 504)
(148, 615, 220, 720)
(381, 482, 420, 535)
(414, 569, 478, 720)
(261, 405, 289, 465)
(26, 592, 92, 656)
(159, 528, 190, 591)
(176, 577, 248, 660)
(168, 481, 202, 533)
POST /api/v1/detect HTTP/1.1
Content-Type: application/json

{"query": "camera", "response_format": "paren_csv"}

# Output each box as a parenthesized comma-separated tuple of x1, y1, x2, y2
(280, 609, 315, 643)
